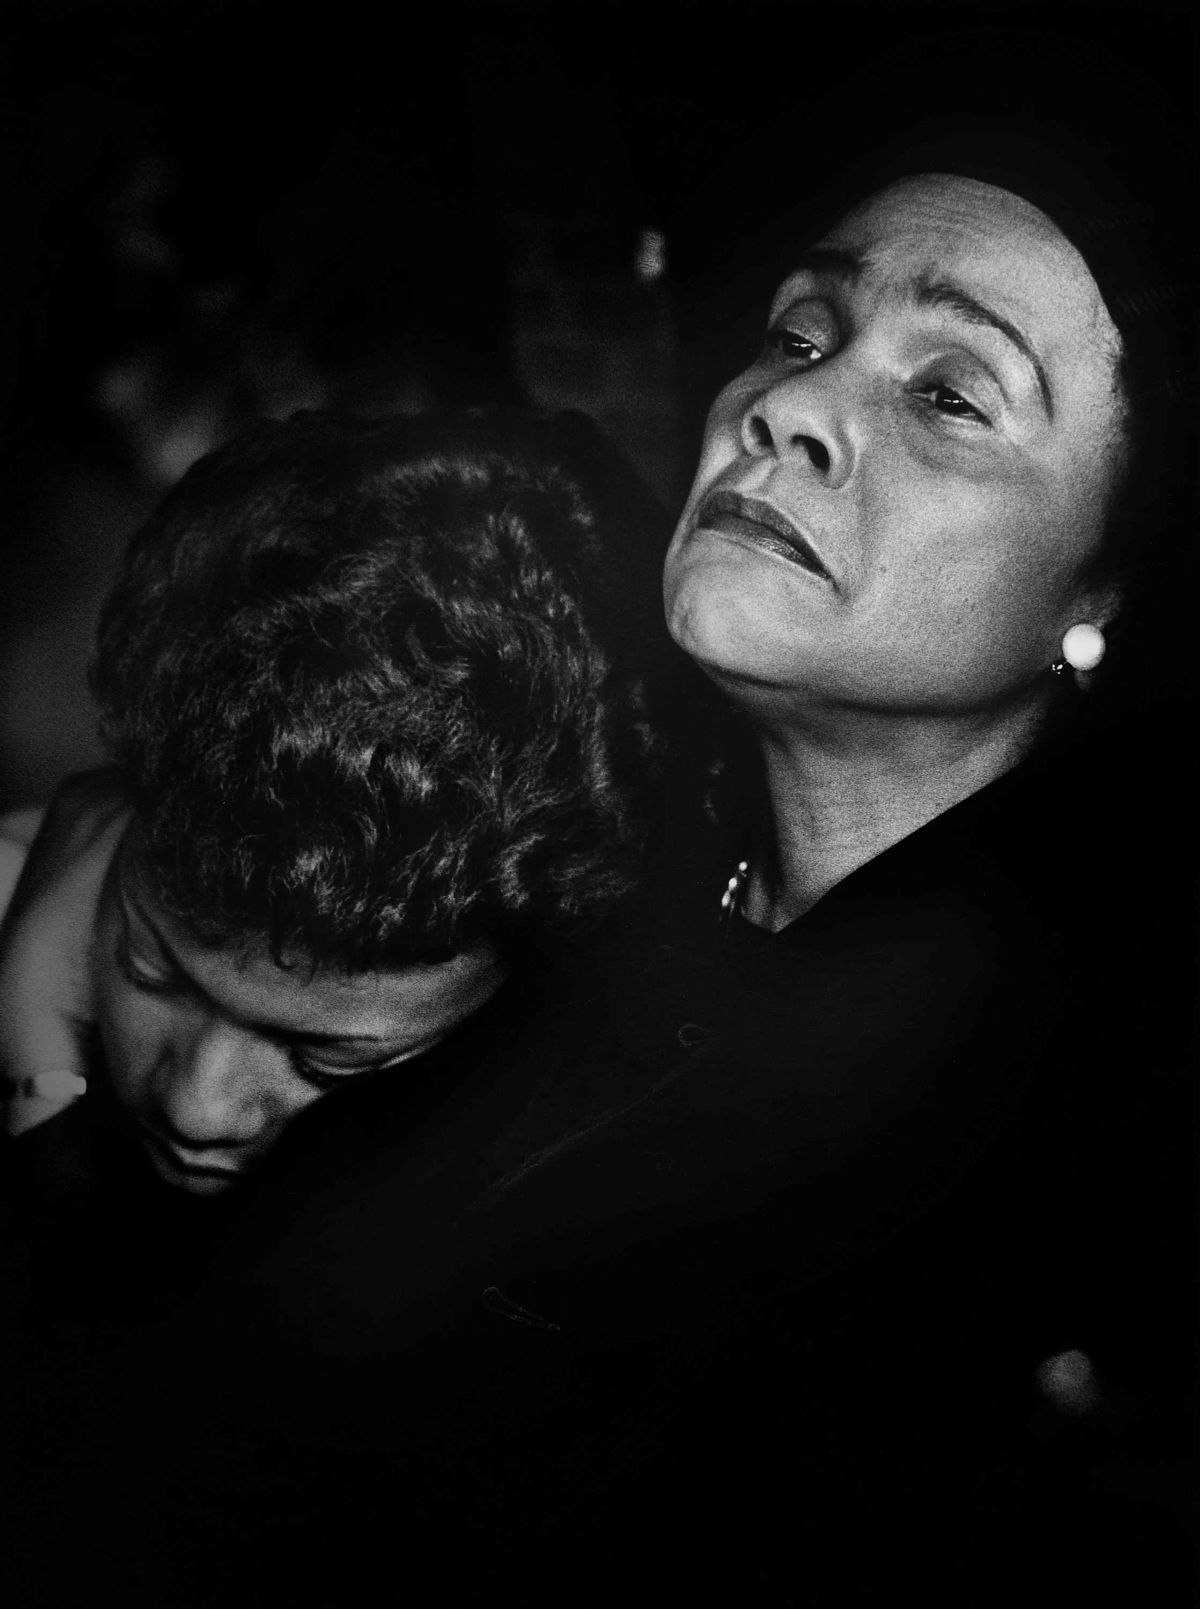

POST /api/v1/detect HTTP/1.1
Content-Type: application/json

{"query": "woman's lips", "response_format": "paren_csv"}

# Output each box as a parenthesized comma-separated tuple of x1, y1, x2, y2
(694, 488, 832, 579)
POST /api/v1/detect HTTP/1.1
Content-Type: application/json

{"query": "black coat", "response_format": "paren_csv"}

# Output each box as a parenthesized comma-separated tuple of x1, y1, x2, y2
(3, 708, 1194, 1604)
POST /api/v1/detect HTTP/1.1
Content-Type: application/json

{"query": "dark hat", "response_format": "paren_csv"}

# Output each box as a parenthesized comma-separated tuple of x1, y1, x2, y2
(835, 65, 1193, 418)
(677, 16, 1194, 418)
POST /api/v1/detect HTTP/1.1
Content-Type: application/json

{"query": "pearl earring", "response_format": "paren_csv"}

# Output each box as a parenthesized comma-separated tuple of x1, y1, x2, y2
(1061, 623, 1106, 672)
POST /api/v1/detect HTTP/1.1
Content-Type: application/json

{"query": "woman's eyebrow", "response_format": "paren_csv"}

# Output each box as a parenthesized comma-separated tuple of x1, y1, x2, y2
(911, 275, 1054, 417)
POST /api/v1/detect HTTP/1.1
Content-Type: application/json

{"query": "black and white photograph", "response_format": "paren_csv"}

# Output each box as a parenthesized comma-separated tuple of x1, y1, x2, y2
(1, 1, 1195, 1602)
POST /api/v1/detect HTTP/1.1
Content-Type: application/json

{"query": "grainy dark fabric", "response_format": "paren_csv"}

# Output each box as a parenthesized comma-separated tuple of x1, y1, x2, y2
(1, 709, 1194, 1605)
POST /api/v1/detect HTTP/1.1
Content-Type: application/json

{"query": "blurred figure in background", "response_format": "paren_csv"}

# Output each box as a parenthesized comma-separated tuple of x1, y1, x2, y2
(0, 8, 681, 810)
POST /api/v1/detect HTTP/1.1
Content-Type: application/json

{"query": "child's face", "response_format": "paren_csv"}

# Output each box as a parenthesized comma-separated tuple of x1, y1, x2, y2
(93, 840, 505, 1195)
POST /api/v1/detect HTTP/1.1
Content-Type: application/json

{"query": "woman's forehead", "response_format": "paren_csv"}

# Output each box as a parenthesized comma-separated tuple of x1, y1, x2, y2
(824, 174, 1073, 274)
(809, 172, 1120, 359)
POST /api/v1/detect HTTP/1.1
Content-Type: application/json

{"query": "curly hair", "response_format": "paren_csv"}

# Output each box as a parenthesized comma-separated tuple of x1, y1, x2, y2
(92, 408, 670, 969)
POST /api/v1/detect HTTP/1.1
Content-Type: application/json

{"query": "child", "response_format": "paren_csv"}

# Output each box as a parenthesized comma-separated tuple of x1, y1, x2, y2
(0, 405, 665, 1240)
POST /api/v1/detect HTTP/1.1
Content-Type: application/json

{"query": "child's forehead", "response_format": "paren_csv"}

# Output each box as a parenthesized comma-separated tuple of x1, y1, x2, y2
(111, 831, 504, 1043)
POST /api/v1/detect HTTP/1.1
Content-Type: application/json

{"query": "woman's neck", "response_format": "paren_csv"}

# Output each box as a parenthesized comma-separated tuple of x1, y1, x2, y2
(740, 697, 1049, 931)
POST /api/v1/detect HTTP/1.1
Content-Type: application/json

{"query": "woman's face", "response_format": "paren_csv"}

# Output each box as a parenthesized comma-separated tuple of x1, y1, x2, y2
(664, 174, 1126, 715)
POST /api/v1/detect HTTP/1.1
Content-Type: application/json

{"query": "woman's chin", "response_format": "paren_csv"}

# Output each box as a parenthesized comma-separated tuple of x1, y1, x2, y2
(668, 596, 816, 695)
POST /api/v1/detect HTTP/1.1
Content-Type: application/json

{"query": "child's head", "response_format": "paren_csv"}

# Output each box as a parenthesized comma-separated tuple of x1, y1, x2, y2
(89, 408, 666, 1193)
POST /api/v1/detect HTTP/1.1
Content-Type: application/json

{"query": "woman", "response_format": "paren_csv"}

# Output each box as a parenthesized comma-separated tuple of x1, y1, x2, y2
(672, 167, 1123, 909)
(2, 125, 1194, 1609)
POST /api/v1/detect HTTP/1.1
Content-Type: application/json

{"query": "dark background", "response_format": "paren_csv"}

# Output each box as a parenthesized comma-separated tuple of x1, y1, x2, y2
(0, 0, 1194, 809)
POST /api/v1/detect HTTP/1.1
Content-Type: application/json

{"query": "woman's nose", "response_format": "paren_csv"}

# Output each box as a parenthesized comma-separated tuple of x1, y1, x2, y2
(740, 371, 854, 489)
(151, 1019, 269, 1147)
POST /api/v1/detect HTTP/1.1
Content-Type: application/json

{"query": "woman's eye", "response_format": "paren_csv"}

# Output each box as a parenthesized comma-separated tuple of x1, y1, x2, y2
(769, 327, 823, 363)
(919, 382, 989, 424)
